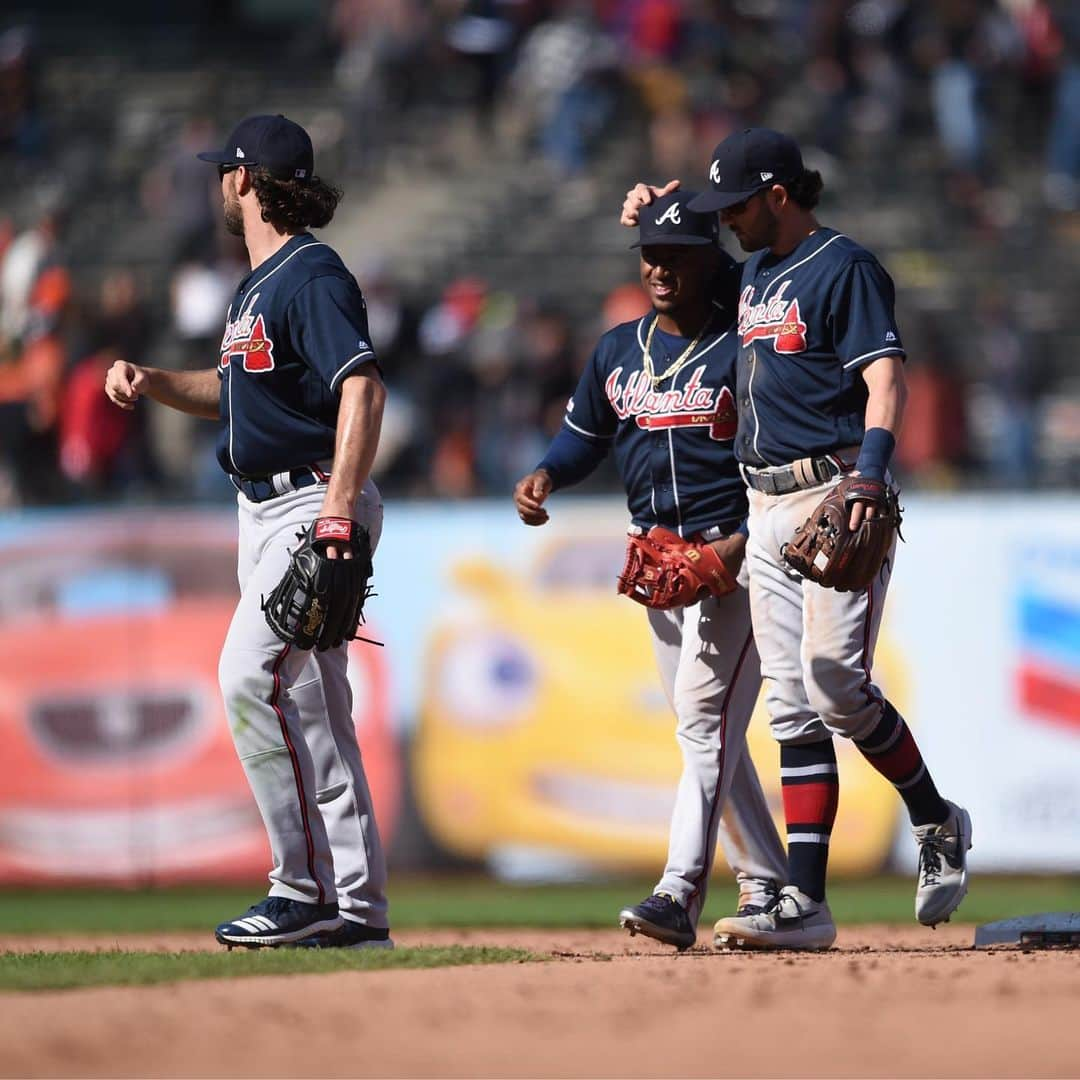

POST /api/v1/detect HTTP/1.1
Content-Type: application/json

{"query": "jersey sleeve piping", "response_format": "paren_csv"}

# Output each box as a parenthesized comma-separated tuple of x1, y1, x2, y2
(841, 346, 906, 370)
(329, 351, 377, 392)
(564, 415, 615, 441)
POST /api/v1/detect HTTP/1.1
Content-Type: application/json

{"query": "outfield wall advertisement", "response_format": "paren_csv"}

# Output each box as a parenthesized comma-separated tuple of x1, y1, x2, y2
(881, 496, 1080, 871)
(0, 496, 1077, 883)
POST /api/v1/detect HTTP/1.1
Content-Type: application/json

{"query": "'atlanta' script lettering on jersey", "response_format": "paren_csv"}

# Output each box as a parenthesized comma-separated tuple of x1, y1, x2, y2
(221, 291, 275, 372)
(605, 364, 737, 440)
(737, 281, 808, 354)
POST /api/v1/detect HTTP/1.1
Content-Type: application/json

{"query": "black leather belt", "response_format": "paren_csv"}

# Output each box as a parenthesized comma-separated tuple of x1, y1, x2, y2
(231, 463, 330, 503)
(742, 454, 851, 496)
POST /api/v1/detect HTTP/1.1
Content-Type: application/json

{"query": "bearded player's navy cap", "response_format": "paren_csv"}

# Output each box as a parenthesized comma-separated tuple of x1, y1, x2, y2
(197, 114, 314, 181)
(688, 128, 804, 212)
(631, 191, 719, 248)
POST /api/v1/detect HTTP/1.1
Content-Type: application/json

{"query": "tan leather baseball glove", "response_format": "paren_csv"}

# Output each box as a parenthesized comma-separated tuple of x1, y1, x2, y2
(781, 476, 901, 592)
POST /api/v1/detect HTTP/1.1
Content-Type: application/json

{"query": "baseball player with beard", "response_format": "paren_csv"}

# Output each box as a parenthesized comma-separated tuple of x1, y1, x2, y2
(104, 115, 392, 950)
(621, 129, 972, 950)
(513, 192, 788, 950)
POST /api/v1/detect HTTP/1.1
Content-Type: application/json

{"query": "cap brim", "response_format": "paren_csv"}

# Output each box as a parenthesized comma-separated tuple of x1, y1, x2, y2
(687, 187, 764, 212)
(196, 150, 248, 165)
(630, 235, 716, 248)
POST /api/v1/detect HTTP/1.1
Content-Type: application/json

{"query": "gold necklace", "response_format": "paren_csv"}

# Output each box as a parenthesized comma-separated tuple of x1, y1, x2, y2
(642, 311, 714, 388)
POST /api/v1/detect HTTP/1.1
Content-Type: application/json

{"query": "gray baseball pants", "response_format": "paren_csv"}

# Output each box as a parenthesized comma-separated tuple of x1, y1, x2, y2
(218, 479, 389, 927)
(647, 584, 788, 927)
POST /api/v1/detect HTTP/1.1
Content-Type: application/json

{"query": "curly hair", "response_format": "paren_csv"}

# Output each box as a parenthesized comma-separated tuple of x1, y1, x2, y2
(249, 169, 343, 230)
(785, 168, 824, 210)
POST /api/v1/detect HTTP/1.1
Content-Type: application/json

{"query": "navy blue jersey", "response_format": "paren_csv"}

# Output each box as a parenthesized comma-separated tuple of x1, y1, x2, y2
(558, 305, 746, 536)
(733, 227, 904, 467)
(216, 233, 377, 477)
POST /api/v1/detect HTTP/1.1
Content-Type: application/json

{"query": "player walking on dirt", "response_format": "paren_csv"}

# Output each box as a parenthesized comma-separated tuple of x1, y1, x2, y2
(104, 114, 392, 950)
(514, 191, 788, 950)
(621, 128, 972, 950)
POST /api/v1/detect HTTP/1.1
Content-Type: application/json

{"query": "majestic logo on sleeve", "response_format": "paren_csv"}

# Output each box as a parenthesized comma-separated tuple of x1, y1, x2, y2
(605, 364, 737, 441)
(737, 280, 807, 354)
(220, 291, 275, 372)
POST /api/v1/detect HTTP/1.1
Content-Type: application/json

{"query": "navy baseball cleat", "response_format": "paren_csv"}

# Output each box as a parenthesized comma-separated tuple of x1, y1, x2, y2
(215, 897, 343, 948)
(292, 919, 394, 950)
(619, 893, 696, 950)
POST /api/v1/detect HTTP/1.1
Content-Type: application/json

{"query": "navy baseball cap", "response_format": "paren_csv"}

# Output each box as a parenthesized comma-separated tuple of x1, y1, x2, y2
(631, 191, 719, 248)
(197, 114, 314, 181)
(688, 128, 804, 213)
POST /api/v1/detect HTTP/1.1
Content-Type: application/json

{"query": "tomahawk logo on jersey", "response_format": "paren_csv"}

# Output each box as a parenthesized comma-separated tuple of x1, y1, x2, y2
(737, 282, 807, 354)
(216, 234, 378, 478)
(560, 309, 746, 536)
(732, 228, 905, 468)
(221, 292, 275, 371)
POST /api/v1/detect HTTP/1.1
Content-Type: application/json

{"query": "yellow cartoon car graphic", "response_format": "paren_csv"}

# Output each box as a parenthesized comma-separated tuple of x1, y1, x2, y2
(413, 532, 902, 877)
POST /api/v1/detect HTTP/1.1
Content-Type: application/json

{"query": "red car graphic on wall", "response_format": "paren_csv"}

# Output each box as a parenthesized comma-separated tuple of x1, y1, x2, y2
(0, 511, 399, 885)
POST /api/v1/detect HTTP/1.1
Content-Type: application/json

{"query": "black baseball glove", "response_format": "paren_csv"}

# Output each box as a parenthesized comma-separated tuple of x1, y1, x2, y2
(262, 517, 373, 651)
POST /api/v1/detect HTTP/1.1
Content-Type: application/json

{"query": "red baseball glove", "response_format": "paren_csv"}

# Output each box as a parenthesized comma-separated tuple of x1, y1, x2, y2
(617, 526, 738, 609)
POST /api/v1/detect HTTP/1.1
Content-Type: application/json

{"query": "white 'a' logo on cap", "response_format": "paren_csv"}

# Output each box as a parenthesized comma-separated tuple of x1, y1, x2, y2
(709, 160, 722, 184)
(655, 203, 681, 226)
(236, 147, 245, 158)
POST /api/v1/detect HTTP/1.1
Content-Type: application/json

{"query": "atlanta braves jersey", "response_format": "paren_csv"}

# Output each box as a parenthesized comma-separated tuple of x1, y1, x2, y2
(546, 304, 745, 537)
(733, 227, 904, 467)
(216, 233, 377, 477)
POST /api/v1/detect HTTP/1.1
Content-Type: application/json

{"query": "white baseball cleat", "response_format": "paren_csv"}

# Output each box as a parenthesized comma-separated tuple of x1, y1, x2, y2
(913, 799, 973, 927)
(713, 885, 837, 951)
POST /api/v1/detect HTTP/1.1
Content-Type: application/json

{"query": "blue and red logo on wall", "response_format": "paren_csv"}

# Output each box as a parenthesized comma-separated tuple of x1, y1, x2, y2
(1017, 566, 1080, 732)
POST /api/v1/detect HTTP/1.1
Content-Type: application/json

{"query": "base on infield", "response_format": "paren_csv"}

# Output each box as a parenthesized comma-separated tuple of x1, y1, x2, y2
(973, 912, 1080, 949)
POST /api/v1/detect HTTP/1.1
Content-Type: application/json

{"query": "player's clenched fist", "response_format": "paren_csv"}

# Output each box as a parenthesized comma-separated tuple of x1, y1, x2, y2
(104, 359, 149, 410)
(513, 469, 553, 526)
(620, 179, 681, 227)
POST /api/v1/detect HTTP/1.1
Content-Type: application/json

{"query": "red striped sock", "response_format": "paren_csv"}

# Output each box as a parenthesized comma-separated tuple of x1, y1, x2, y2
(856, 702, 948, 826)
(781, 740, 839, 903)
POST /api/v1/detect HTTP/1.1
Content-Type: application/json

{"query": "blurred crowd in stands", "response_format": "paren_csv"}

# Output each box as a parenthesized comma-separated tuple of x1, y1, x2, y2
(1, 0, 1079, 507)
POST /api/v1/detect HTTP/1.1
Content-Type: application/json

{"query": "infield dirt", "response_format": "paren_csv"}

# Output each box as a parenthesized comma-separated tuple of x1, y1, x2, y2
(0, 925, 1075, 1078)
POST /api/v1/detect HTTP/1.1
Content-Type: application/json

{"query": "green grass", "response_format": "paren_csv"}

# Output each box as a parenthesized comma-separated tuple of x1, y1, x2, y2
(825, 875, 1080, 925)
(0, 875, 1077, 935)
(0, 945, 534, 992)
(1, 878, 1076, 992)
